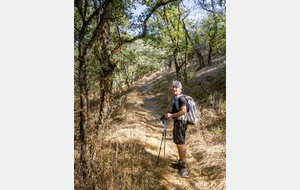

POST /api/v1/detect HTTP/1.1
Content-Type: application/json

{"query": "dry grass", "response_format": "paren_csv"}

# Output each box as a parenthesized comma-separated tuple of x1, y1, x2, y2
(149, 56, 226, 189)
(74, 54, 226, 189)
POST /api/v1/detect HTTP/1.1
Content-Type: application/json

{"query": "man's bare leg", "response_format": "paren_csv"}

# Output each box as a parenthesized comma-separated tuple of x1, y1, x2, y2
(175, 144, 188, 177)
(176, 144, 186, 162)
(176, 144, 183, 161)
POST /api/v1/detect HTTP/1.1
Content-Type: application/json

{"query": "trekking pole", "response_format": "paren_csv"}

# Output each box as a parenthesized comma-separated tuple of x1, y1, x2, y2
(157, 117, 167, 165)
(164, 122, 166, 159)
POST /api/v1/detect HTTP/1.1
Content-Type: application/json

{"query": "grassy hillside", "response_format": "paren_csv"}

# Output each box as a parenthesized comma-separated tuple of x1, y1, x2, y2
(153, 54, 226, 144)
(74, 54, 226, 189)
(151, 55, 226, 188)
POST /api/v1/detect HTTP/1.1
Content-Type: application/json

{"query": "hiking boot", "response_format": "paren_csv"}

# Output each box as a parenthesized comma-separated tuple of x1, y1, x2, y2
(174, 167, 188, 177)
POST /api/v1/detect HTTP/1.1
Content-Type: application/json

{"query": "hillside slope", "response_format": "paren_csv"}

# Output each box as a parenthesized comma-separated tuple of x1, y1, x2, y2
(74, 55, 226, 190)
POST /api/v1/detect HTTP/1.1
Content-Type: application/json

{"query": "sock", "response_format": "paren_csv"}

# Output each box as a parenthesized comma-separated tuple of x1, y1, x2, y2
(178, 159, 182, 164)
(181, 162, 186, 168)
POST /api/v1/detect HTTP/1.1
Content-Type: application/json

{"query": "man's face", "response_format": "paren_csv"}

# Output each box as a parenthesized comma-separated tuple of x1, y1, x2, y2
(172, 84, 182, 96)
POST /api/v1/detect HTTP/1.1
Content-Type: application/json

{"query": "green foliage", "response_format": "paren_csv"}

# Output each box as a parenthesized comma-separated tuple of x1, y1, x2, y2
(74, 0, 226, 186)
(211, 122, 224, 135)
(187, 71, 195, 79)
(112, 39, 167, 89)
(221, 100, 226, 109)
(196, 12, 226, 53)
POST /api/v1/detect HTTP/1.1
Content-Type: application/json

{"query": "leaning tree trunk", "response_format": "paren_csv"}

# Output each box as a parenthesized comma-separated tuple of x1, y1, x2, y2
(97, 20, 117, 134)
(75, 0, 114, 179)
(79, 58, 90, 179)
(98, 72, 114, 126)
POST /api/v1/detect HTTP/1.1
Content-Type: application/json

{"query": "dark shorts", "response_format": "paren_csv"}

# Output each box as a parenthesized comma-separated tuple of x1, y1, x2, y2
(173, 119, 188, 144)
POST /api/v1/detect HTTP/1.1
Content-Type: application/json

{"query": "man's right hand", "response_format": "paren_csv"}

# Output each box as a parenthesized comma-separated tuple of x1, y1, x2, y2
(165, 112, 172, 119)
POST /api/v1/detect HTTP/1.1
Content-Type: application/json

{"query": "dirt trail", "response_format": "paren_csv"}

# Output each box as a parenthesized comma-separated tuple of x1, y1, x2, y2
(143, 72, 194, 189)
(104, 57, 227, 189)
(75, 57, 226, 189)
(110, 69, 198, 189)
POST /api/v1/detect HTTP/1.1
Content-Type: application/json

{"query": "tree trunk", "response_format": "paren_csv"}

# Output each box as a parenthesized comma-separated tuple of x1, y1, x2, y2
(207, 0, 218, 67)
(98, 73, 114, 126)
(184, 32, 188, 85)
(97, 19, 116, 134)
(168, 56, 172, 72)
(195, 47, 205, 69)
(208, 28, 214, 66)
(173, 49, 181, 80)
(75, 1, 114, 178)
(79, 59, 90, 179)
(208, 46, 213, 66)
(182, 19, 204, 70)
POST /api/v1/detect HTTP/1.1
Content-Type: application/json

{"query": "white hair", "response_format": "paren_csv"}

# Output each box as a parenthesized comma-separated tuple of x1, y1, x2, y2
(172, 81, 182, 89)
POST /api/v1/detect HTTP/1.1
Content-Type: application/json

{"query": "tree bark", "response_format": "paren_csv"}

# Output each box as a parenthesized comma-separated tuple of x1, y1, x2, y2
(208, 45, 213, 66)
(79, 59, 90, 179)
(75, 0, 114, 179)
(97, 19, 117, 134)
(208, 27, 214, 66)
(197, 49, 205, 69)
(98, 73, 114, 126)
(173, 49, 182, 80)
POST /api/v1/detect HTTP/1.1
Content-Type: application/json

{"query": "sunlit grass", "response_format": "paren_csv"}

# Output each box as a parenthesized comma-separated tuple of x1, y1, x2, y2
(74, 55, 226, 190)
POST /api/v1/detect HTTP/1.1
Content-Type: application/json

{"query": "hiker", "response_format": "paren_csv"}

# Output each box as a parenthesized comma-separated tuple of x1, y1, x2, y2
(165, 81, 189, 177)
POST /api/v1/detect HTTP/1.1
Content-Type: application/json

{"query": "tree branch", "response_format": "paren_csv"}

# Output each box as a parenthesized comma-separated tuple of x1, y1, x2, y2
(83, 0, 113, 60)
(120, 0, 178, 46)
(197, 0, 213, 12)
(179, 60, 185, 68)
(162, 4, 176, 44)
(84, 0, 88, 21)
(75, 0, 85, 22)
(74, 65, 80, 71)
(86, 0, 107, 26)
(93, 0, 98, 9)
(74, 26, 80, 33)
(74, 56, 84, 62)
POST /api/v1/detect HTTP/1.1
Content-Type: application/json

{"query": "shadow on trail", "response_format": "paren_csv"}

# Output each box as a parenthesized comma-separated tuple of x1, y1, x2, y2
(96, 56, 225, 189)
(93, 139, 187, 190)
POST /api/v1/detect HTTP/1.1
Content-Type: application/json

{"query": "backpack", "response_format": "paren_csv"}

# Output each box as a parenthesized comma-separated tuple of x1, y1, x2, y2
(172, 94, 200, 126)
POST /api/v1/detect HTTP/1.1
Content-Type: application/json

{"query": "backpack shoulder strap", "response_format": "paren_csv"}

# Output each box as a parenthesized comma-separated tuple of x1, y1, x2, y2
(172, 94, 183, 111)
